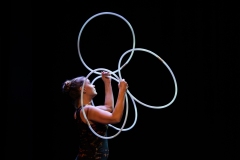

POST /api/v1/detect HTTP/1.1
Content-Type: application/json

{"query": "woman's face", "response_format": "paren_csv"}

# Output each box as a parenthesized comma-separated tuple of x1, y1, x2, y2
(82, 78, 97, 96)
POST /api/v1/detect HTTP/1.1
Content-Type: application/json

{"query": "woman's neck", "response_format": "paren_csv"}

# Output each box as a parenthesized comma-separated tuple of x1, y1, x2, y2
(76, 98, 92, 108)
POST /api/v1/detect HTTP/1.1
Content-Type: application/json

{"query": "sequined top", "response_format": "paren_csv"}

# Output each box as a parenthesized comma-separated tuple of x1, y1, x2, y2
(75, 107, 109, 160)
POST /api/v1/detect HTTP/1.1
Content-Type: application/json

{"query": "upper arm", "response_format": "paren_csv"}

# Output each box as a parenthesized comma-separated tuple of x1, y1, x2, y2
(85, 106, 118, 124)
(96, 105, 113, 113)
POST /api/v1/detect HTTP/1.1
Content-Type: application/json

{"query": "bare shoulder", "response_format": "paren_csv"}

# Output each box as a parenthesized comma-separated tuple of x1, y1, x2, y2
(79, 105, 94, 124)
(82, 105, 114, 124)
(80, 105, 109, 116)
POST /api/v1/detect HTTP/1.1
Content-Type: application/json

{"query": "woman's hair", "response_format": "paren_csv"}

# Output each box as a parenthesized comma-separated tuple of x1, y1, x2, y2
(62, 76, 85, 100)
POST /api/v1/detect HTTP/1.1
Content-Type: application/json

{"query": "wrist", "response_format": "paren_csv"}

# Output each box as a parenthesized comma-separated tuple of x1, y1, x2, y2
(104, 81, 111, 84)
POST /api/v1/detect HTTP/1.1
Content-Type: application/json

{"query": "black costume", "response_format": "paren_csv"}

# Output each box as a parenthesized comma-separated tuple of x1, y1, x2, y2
(75, 107, 109, 160)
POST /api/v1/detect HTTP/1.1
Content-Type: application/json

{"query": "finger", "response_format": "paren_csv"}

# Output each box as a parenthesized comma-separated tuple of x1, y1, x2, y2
(102, 71, 109, 75)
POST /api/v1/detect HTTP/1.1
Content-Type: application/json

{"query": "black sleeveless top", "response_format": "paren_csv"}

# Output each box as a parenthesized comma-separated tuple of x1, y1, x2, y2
(75, 107, 109, 160)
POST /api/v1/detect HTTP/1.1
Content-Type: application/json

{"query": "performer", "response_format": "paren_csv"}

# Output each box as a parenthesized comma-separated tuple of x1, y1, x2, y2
(62, 71, 128, 160)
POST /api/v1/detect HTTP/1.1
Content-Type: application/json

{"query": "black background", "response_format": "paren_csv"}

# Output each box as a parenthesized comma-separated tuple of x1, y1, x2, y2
(9, 1, 239, 160)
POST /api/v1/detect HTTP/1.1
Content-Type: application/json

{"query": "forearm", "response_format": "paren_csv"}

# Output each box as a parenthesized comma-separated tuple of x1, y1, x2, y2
(112, 90, 126, 122)
(104, 82, 114, 109)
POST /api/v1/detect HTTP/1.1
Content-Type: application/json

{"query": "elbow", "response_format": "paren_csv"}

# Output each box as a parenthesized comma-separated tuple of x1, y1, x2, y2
(106, 105, 113, 112)
(108, 108, 113, 113)
(115, 118, 121, 123)
(111, 116, 121, 124)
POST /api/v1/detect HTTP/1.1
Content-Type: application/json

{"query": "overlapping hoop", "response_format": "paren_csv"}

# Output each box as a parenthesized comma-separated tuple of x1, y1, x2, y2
(77, 12, 178, 139)
(77, 12, 136, 75)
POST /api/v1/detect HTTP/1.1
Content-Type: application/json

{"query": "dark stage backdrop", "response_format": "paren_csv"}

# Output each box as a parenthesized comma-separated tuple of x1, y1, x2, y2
(9, 1, 239, 160)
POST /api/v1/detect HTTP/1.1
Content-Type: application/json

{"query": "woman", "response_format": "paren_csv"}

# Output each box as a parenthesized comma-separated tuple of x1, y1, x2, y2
(62, 71, 128, 160)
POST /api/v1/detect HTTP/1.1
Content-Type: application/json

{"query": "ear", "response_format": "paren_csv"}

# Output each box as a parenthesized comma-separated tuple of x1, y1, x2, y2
(79, 87, 86, 93)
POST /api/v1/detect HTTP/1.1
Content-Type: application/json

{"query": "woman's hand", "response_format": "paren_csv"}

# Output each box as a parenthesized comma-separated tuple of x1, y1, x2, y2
(101, 71, 111, 83)
(118, 79, 128, 91)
